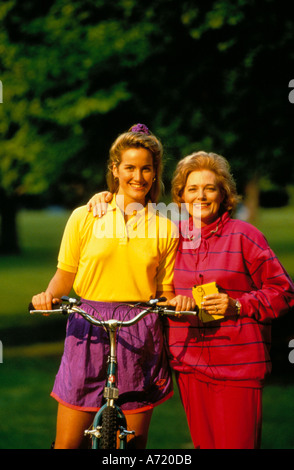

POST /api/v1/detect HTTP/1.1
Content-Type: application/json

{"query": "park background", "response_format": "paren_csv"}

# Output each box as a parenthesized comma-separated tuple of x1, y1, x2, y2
(0, 0, 294, 449)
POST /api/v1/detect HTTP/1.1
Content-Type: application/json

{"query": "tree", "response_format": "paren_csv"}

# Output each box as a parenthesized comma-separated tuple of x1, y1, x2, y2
(127, 0, 294, 217)
(0, 0, 154, 252)
(1, 0, 294, 252)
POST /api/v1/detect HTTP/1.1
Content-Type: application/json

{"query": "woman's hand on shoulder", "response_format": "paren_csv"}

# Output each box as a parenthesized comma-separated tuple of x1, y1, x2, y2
(87, 191, 113, 217)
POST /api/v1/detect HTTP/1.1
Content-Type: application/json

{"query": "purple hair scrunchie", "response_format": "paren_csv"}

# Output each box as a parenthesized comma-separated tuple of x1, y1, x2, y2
(130, 123, 150, 135)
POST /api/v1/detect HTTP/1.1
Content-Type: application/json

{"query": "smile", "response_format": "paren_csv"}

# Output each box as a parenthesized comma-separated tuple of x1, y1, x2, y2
(193, 203, 210, 208)
(130, 183, 146, 190)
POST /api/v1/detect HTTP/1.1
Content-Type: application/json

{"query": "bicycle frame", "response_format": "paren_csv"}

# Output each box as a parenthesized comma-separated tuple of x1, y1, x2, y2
(84, 317, 133, 449)
(29, 296, 198, 449)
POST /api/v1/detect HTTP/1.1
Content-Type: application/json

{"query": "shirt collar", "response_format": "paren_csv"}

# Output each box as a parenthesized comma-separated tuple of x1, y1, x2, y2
(110, 194, 151, 218)
(200, 211, 230, 239)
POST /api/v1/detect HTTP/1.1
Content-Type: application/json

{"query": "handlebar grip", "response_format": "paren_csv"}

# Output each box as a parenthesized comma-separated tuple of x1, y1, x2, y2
(28, 301, 61, 312)
(160, 304, 199, 313)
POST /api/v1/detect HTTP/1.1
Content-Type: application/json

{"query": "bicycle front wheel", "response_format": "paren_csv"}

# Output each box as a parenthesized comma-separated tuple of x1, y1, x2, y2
(100, 406, 118, 449)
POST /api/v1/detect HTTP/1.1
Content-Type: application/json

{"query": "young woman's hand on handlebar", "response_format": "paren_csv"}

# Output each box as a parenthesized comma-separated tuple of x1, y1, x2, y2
(31, 291, 60, 311)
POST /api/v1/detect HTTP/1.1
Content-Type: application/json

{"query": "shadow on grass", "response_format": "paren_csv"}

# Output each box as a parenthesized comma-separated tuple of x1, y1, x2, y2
(2, 316, 66, 348)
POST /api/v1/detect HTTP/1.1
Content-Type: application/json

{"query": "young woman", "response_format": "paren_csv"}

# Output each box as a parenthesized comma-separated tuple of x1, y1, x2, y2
(88, 150, 294, 449)
(31, 124, 179, 449)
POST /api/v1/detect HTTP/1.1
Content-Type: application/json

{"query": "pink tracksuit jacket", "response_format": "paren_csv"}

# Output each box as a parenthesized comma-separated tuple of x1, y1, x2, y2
(167, 211, 294, 388)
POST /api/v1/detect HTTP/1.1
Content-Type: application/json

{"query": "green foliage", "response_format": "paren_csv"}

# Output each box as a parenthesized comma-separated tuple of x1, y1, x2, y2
(1, 0, 294, 251)
(1, 0, 294, 198)
(0, 0, 156, 200)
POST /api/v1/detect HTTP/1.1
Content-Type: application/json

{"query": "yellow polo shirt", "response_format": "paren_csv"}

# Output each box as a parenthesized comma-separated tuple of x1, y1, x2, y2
(57, 196, 179, 301)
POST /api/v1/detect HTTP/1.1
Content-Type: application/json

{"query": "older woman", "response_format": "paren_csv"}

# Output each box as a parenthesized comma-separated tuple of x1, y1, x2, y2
(167, 151, 294, 449)
(88, 150, 294, 449)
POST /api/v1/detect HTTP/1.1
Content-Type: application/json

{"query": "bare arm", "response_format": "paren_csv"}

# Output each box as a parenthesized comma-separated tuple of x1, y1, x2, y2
(32, 268, 76, 310)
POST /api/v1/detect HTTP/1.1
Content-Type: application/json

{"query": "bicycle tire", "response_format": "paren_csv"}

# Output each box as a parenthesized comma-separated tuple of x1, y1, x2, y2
(100, 406, 118, 449)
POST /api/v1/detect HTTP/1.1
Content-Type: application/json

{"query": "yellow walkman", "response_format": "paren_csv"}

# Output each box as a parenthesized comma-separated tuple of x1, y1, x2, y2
(192, 282, 224, 323)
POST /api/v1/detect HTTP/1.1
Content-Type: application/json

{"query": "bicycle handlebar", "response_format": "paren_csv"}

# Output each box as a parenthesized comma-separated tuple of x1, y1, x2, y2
(29, 295, 198, 329)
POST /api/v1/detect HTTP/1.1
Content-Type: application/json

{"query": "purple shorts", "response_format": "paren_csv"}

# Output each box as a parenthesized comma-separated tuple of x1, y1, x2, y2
(51, 300, 173, 413)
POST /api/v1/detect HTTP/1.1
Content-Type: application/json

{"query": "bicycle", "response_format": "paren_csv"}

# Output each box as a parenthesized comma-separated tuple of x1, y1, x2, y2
(29, 296, 198, 449)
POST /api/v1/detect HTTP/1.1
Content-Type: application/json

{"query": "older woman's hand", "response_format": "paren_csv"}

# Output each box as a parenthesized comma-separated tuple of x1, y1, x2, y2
(201, 293, 237, 317)
(87, 191, 113, 217)
(168, 295, 196, 313)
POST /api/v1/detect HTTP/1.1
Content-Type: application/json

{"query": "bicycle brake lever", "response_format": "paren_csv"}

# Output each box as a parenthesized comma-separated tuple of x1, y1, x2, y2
(61, 295, 82, 306)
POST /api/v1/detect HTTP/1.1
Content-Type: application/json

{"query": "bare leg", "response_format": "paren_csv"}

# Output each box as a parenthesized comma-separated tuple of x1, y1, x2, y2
(54, 403, 153, 449)
(125, 409, 153, 449)
(54, 404, 95, 449)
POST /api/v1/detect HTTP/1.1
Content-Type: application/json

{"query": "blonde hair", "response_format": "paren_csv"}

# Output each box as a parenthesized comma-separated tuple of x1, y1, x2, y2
(106, 125, 163, 203)
(171, 151, 240, 214)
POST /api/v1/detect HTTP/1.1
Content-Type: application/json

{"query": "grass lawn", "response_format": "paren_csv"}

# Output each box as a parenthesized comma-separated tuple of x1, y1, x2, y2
(0, 206, 293, 449)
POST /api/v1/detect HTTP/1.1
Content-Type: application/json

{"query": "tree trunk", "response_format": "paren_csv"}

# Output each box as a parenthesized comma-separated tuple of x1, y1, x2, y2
(244, 175, 260, 223)
(0, 191, 20, 254)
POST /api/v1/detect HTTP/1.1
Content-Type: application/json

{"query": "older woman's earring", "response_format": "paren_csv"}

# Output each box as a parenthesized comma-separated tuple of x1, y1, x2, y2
(153, 177, 156, 182)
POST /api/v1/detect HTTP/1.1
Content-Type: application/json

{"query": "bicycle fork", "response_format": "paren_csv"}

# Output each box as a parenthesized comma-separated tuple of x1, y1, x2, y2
(85, 325, 135, 448)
